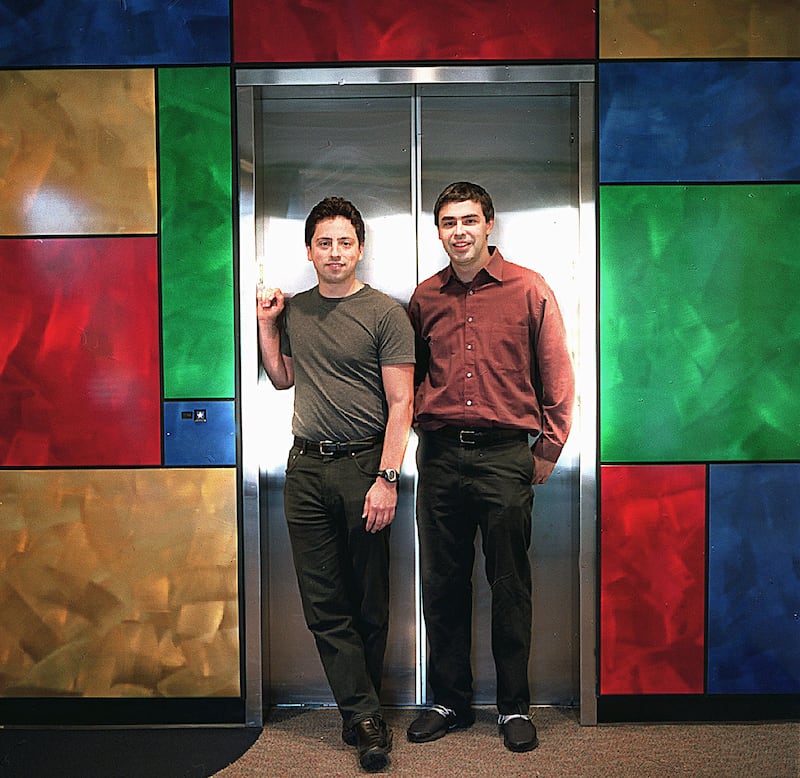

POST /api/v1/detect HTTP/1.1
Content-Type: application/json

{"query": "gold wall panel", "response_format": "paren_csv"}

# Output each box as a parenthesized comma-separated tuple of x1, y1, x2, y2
(0, 468, 240, 697)
(600, 0, 800, 58)
(0, 70, 157, 235)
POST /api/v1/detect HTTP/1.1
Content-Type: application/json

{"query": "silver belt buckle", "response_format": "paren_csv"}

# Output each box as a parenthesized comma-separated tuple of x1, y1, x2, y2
(459, 430, 478, 445)
(319, 440, 336, 456)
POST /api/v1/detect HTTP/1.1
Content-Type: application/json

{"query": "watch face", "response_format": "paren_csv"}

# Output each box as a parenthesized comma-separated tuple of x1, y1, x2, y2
(381, 468, 398, 483)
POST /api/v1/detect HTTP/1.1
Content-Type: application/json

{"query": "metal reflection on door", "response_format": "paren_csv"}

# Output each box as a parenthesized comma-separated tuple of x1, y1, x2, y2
(237, 65, 596, 722)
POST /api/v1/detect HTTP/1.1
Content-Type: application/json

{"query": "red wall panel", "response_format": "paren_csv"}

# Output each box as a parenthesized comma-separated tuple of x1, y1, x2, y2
(0, 238, 161, 467)
(233, 0, 596, 63)
(600, 465, 706, 694)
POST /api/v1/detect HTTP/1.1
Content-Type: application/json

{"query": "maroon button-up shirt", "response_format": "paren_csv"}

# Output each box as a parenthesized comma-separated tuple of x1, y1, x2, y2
(408, 248, 575, 465)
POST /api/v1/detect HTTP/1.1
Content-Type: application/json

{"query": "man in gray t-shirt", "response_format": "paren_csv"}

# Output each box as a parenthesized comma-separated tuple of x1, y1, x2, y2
(257, 197, 414, 773)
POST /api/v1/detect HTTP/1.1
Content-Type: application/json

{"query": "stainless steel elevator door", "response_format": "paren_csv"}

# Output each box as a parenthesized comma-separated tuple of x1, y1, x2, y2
(254, 90, 419, 705)
(419, 85, 582, 705)
(254, 81, 582, 707)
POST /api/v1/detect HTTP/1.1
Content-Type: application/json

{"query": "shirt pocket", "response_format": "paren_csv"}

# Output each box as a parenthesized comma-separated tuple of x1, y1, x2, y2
(479, 323, 529, 375)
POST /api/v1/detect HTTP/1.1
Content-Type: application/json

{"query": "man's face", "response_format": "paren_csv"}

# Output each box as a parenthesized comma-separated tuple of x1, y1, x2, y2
(306, 216, 363, 287)
(437, 199, 494, 273)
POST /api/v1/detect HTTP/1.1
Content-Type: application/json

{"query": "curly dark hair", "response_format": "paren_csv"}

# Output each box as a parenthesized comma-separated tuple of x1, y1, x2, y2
(433, 182, 495, 226)
(305, 197, 366, 247)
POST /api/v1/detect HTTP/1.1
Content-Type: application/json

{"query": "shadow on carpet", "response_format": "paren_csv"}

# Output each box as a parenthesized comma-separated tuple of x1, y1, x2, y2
(0, 727, 261, 778)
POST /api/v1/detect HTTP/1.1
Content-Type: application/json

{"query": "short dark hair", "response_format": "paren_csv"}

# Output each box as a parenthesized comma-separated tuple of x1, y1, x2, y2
(305, 197, 365, 247)
(433, 182, 495, 226)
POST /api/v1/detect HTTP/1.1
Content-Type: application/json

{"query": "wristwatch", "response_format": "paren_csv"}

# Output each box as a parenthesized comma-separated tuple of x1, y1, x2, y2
(377, 468, 399, 484)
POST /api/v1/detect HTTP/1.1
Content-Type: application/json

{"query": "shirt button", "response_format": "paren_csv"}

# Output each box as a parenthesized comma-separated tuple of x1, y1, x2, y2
(468, 290, 475, 295)
(466, 344, 473, 350)
(466, 372, 472, 378)
(467, 316, 473, 323)
(466, 400, 473, 406)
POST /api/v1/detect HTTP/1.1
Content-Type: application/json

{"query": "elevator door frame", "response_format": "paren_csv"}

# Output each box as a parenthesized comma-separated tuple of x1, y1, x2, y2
(236, 65, 598, 726)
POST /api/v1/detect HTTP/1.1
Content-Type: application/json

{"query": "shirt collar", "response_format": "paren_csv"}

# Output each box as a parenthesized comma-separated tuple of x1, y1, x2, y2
(439, 246, 504, 289)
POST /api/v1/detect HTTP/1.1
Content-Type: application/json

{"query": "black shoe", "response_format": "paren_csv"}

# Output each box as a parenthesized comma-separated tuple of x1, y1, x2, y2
(407, 705, 475, 743)
(499, 715, 538, 752)
(354, 715, 392, 771)
(342, 724, 357, 746)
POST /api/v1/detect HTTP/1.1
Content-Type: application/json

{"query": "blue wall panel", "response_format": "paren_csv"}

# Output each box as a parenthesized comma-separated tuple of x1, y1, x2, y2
(600, 61, 800, 183)
(708, 464, 800, 694)
(0, 1, 230, 66)
(164, 401, 236, 466)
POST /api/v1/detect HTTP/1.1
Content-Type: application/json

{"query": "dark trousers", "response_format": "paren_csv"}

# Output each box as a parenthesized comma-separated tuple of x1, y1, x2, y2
(416, 431, 534, 716)
(284, 443, 389, 728)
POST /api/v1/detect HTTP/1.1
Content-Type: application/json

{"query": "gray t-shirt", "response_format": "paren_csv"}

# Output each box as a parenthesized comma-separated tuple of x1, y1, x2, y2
(281, 284, 415, 441)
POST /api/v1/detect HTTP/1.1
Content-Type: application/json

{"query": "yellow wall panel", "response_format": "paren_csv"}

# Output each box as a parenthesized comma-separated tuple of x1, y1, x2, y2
(0, 469, 239, 698)
(601, 0, 800, 59)
(0, 70, 156, 235)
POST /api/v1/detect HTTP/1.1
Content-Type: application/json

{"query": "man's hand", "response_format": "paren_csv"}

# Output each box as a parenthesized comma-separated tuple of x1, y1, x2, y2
(256, 285, 294, 389)
(532, 453, 556, 485)
(256, 285, 285, 326)
(361, 479, 398, 533)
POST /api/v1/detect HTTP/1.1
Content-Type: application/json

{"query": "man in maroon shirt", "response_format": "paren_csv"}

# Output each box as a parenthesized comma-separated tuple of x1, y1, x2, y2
(406, 181, 574, 753)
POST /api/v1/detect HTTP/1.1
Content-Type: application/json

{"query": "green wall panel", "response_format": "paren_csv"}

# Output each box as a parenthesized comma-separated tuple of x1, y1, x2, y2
(601, 184, 800, 462)
(159, 67, 234, 399)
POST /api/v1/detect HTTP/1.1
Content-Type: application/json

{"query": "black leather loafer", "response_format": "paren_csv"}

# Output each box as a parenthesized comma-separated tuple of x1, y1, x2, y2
(354, 715, 392, 771)
(499, 716, 538, 752)
(406, 706, 475, 743)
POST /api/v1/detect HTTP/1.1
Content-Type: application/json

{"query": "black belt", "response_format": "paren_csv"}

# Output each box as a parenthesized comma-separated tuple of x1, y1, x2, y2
(427, 427, 528, 447)
(293, 435, 381, 457)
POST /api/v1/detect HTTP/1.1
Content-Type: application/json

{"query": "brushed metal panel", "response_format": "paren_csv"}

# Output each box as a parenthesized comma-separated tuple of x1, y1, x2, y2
(239, 65, 597, 717)
(237, 65, 595, 87)
(254, 90, 419, 706)
(0, 469, 240, 698)
(0, 69, 156, 236)
(600, 0, 800, 59)
(237, 85, 265, 726)
(418, 87, 581, 706)
(577, 80, 598, 725)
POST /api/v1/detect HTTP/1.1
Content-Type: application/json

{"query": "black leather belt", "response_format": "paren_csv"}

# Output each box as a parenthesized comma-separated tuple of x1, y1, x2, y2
(428, 427, 528, 447)
(294, 435, 381, 457)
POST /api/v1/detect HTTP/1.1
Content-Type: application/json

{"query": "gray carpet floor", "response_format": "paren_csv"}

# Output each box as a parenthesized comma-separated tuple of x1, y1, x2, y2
(214, 706, 799, 777)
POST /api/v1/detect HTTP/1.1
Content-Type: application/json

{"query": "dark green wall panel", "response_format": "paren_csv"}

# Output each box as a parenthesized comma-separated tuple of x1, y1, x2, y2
(600, 184, 800, 462)
(159, 67, 234, 399)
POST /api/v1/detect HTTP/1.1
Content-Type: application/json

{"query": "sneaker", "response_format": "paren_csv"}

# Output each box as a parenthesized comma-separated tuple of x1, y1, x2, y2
(407, 705, 475, 743)
(498, 714, 538, 752)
